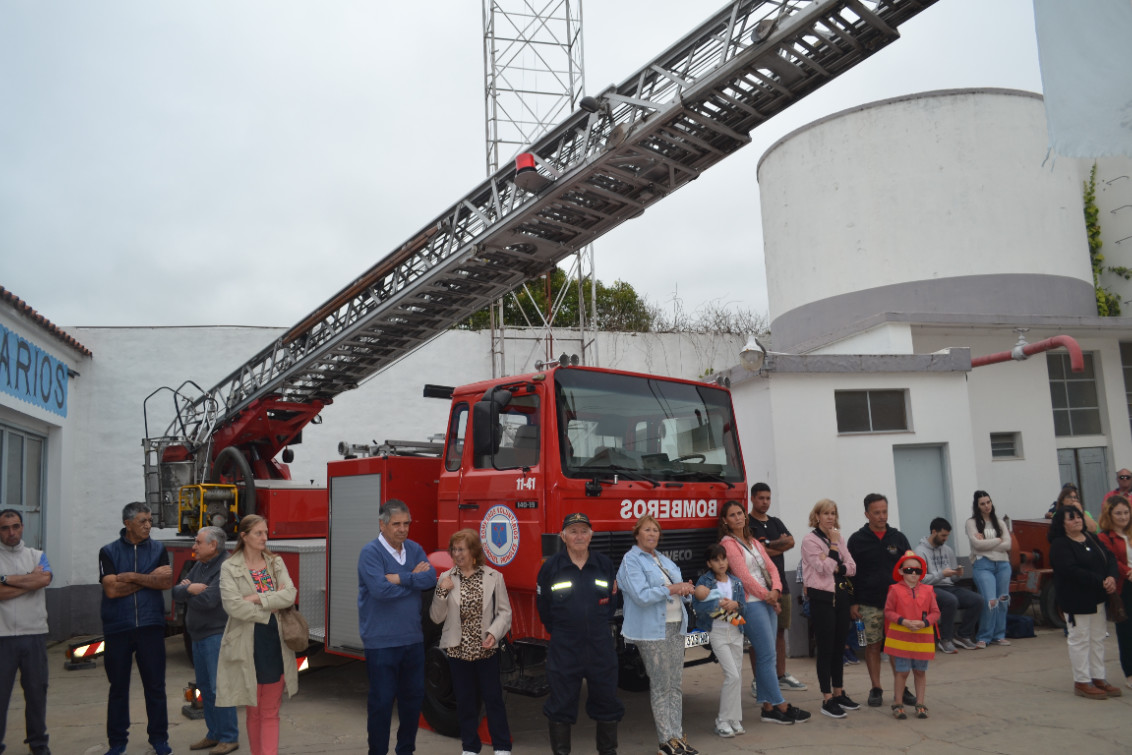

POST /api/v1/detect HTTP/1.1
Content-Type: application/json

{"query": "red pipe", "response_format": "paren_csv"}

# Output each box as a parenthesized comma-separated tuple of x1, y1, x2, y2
(970, 335, 1084, 373)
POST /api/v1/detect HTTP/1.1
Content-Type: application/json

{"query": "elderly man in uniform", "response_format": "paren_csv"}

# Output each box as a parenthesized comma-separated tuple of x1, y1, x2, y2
(173, 526, 239, 754)
(0, 509, 53, 755)
(536, 513, 623, 755)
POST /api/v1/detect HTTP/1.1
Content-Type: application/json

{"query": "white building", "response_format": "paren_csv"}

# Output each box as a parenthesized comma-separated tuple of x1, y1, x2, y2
(726, 88, 1132, 566)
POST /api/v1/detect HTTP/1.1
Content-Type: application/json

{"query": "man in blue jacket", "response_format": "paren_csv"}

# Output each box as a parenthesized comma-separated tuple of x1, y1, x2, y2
(358, 499, 437, 755)
(98, 502, 174, 755)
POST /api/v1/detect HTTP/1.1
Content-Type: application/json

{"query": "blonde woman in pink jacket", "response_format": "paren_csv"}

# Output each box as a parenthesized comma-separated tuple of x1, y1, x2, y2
(800, 499, 859, 719)
(720, 501, 812, 725)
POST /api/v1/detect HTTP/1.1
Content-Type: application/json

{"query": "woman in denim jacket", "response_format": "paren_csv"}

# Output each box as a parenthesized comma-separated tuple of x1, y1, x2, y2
(617, 515, 697, 755)
(692, 543, 747, 738)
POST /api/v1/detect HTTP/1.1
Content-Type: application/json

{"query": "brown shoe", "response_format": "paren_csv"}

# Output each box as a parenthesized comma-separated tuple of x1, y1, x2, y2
(1073, 682, 1107, 699)
(209, 744, 239, 755)
(1092, 679, 1123, 697)
(191, 739, 219, 751)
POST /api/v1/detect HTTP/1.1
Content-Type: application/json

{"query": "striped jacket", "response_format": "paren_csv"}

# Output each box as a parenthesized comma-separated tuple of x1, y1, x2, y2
(883, 580, 940, 660)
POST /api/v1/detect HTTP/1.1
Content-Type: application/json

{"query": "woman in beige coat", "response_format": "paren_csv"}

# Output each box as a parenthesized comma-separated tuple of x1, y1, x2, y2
(217, 515, 298, 755)
(429, 529, 513, 755)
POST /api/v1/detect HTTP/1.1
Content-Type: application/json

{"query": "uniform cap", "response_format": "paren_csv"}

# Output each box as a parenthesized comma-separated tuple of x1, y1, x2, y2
(562, 512, 592, 530)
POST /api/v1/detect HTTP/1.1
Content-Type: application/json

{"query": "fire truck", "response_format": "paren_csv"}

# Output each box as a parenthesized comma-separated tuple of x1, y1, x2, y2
(135, 0, 938, 735)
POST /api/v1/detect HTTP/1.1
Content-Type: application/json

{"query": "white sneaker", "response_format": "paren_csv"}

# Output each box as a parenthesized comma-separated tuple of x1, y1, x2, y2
(779, 672, 808, 690)
(750, 679, 758, 698)
(713, 720, 735, 738)
(494, 751, 512, 755)
(729, 720, 745, 735)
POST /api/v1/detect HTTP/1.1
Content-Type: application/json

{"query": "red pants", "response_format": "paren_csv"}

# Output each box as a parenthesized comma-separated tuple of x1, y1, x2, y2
(246, 679, 285, 755)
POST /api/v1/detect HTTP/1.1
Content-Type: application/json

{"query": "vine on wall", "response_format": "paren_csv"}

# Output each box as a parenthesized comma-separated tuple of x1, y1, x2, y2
(1086, 162, 1130, 316)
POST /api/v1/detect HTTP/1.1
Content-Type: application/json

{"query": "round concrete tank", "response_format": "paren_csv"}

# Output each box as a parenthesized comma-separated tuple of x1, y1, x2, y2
(758, 89, 1096, 352)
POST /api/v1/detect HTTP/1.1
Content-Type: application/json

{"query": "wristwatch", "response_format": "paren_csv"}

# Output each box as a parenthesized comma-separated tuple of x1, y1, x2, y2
(0, 575, 7, 585)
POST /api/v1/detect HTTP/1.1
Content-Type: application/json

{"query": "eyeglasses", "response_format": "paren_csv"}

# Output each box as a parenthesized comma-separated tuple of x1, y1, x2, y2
(1064, 511, 1081, 520)
(901, 567, 923, 575)
(1119, 475, 1132, 481)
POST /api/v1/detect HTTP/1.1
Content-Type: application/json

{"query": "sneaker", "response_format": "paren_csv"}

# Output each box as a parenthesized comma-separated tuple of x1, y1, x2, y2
(990, 638, 1011, 646)
(952, 636, 977, 650)
(833, 693, 860, 711)
(143, 745, 172, 755)
(821, 699, 847, 719)
(867, 687, 884, 707)
(785, 704, 811, 723)
(760, 707, 794, 725)
(658, 740, 682, 755)
(843, 648, 860, 665)
(778, 672, 808, 690)
(974, 640, 987, 649)
(902, 688, 917, 707)
(714, 720, 735, 738)
(677, 737, 699, 755)
(102, 748, 127, 755)
(728, 720, 745, 735)
(937, 640, 958, 654)
(749, 679, 758, 698)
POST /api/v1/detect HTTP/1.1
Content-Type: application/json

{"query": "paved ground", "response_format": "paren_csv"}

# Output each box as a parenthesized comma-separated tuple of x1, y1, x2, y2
(7, 625, 1130, 754)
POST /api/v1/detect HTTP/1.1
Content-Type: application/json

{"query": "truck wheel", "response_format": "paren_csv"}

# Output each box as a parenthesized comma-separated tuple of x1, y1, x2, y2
(617, 644, 650, 692)
(421, 644, 462, 738)
(210, 447, 256, 527)
(1040, 581, 1065, 629)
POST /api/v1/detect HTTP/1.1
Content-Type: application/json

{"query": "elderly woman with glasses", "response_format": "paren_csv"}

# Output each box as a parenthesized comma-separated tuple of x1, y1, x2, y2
(1049, 506, 1121, 699)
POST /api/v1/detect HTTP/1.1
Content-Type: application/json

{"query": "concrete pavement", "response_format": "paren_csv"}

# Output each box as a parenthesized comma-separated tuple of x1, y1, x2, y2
(6, 625, 1129, 754)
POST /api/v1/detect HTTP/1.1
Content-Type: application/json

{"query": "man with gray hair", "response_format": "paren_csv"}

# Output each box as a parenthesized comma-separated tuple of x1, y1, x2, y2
(98, 502, 173, 755)
(173, 526, 238, 754)
(358, 499, 436, 755)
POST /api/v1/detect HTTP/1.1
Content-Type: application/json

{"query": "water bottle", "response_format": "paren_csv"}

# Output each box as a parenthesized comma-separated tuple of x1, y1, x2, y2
(855, 619, 866, 647)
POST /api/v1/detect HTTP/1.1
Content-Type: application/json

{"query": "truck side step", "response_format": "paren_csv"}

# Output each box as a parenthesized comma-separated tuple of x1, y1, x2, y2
(502, 673, 550, 698)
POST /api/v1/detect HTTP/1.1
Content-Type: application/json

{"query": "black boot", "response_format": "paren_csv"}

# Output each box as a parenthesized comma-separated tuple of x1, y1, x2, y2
(595, 720, 618, 755)
(548, 720, 572, 755)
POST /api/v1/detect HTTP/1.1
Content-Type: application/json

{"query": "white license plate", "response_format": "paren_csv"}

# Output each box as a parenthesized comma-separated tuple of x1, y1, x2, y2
(685, 631, 711, 649)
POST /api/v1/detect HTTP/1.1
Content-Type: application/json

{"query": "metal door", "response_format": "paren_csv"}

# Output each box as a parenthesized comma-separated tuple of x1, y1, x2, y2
(892, 445, 951, 543)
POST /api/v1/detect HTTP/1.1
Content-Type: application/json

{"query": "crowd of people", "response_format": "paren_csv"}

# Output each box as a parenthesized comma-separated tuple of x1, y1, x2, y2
(3, 471, 1132, 755)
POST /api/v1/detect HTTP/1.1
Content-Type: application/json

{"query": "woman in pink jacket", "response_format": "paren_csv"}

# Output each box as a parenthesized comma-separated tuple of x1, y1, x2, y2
(720, 501, 811, 725)
(800, 499, 859, 719)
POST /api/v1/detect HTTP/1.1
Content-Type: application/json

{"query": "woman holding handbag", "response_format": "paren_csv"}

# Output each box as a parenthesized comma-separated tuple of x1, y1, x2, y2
(429, 529, 513, 755)
(217, 515, 298, 755)
(1097, 495, 1132, 688)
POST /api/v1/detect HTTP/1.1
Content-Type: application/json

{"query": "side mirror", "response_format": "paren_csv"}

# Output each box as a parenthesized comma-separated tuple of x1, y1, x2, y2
(472, 389, 512, 458)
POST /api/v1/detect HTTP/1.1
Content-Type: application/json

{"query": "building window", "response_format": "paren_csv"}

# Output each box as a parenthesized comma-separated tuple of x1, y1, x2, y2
(0, 423, 46, 548)
(835, 390, 909, 434)
(1120, 342, 1132, 438)
(1047, 352, 1102, 436)
(990, 432, 1022, 459)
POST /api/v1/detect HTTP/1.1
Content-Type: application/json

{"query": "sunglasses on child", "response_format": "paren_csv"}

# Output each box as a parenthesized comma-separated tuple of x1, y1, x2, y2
(901, 567, 923, 575)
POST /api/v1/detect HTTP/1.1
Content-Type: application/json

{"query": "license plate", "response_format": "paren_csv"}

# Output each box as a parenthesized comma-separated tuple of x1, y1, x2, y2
(685, 631, 711, 649)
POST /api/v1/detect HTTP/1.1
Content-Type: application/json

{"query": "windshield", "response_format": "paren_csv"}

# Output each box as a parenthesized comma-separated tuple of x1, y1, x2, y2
(555, 369, 744, 483)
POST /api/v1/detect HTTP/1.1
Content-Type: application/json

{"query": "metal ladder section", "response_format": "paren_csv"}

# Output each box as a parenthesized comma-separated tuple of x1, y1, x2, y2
(168, 0, 938, 449)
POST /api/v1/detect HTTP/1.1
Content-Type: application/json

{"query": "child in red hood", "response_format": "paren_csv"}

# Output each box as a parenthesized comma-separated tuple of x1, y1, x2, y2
(883, 550, 940, 719)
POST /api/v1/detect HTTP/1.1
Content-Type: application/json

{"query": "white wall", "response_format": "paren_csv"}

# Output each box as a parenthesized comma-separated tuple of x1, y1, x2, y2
(731, 368, 979, 574)
(759, 90, 1091, 321)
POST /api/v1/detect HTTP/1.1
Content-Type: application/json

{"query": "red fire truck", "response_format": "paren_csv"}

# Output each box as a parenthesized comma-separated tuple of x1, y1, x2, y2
(130, 0, 936, 734)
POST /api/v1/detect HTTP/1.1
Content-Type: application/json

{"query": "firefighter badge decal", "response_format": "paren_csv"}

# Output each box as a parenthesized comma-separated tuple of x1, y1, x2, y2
(481, 505, 520, 567)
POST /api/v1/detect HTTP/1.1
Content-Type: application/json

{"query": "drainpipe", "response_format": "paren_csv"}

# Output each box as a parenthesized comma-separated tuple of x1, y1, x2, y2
(970, 334, 1084, 373)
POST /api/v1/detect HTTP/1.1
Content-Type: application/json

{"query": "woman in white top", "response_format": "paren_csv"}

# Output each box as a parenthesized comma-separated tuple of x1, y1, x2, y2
(965, 490, 1012, 648)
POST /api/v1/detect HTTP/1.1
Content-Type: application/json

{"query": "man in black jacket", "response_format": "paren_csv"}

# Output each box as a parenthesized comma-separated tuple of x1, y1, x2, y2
(846, 493, 912, 709)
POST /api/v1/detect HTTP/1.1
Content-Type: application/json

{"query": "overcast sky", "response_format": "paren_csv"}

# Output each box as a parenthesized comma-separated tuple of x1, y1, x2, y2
(0, 0, 1044, 331)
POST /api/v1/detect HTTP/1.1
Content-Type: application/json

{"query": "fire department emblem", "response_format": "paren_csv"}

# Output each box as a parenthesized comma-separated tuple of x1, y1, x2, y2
(480, 505, 520, 567)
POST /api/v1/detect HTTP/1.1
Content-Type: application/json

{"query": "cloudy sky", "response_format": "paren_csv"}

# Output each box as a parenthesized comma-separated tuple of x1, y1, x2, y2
(0, 0, 1043, 330)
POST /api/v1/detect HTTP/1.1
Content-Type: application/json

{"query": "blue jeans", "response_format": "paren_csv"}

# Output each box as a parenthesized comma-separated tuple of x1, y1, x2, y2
(365, 643, 424, 755)
(192, 633, 239, 744)
(104, 625, 168, 750)
(972, 559, 1010, 643)
(742, 600, 784, 706)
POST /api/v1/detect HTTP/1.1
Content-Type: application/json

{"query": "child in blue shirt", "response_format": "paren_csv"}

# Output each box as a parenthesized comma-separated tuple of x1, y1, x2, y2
(693, 543, 747, 738)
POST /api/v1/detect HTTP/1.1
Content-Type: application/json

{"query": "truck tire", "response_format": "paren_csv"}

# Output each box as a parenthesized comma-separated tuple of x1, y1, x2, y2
(617, 644, 650, 692)
(421, 643, 463, 738)
(210, 447, 256, 527)
(1040, 581, 1065, 629)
